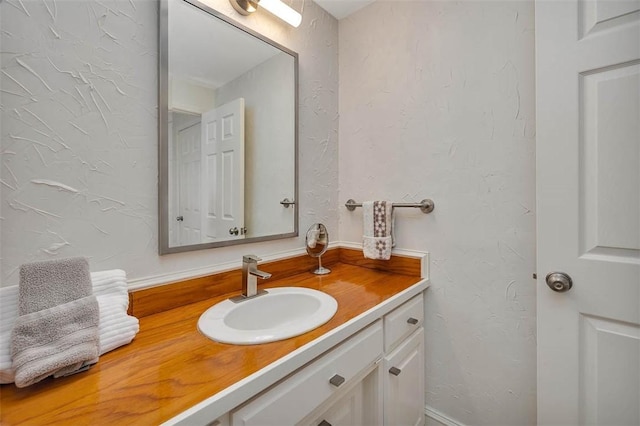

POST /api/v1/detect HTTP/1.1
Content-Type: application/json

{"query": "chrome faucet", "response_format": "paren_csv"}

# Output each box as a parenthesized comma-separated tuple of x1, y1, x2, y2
(238, 255, 271, 300)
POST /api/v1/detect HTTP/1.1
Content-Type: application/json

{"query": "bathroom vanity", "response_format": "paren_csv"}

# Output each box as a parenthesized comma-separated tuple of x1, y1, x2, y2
(0, 249, 428, 425)
(218, 292, 425, 426)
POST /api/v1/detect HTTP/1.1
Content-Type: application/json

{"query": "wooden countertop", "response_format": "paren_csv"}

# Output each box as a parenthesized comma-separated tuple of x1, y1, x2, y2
(0, 263, 424, 425)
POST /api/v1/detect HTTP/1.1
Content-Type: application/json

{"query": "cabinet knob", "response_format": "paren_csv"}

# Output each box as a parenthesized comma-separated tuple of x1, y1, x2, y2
(389, 366, 402, 376)
(407, 317, 419, 325)
(318, 421, 332, 426)
(329, 374, 345, 387)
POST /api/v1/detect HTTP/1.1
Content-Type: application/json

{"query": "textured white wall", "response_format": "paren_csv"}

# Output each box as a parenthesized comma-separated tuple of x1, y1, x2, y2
(338, 1, 536, 424)
(169, 76, 216, 114)
(2, 0, 537, 422)
(0, 0, 338, 286)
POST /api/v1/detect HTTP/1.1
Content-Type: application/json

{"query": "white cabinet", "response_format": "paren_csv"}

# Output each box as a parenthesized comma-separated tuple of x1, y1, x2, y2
(205, 414, 230, 426)
(218, 292, 426, 426)
(231, 321, 383, 426)
(300, 364, 383, 426)
(318, 381, 365, 425)
(383, 293, 424, 352)
(383, 330, 425, 426)
(383, 294, 425, 426)
(305, 379, 365, 426)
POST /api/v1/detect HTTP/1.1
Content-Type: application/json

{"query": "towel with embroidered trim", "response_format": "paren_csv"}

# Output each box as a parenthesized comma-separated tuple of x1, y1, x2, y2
(363, 200, 394, 260)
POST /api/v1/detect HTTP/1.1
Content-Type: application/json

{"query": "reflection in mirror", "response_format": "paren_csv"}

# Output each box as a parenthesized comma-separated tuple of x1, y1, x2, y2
(159, 0, 298, 254)
(306, 223, 330, 275)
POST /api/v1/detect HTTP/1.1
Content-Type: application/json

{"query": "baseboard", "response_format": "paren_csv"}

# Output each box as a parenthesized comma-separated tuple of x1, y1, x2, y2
(425, 405, 465, 426)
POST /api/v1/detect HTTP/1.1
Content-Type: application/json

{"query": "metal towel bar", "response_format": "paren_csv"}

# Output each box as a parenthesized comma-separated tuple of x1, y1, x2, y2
(344, 199, 435, 214)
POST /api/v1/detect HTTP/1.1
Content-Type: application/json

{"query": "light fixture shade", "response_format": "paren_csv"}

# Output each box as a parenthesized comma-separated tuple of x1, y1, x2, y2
(258, 0, 302, 27)
(230, 0, 302, 27)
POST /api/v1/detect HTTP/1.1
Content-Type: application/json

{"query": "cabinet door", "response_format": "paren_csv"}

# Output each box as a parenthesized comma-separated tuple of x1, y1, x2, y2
(205, 414, 230, 426)
(384, 329, 425, 426)
(308, 380, 364, 426)
(299, 363, 383, 426)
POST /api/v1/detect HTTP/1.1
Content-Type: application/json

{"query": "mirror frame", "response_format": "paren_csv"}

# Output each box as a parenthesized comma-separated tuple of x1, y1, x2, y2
(158, 0, 299, 255)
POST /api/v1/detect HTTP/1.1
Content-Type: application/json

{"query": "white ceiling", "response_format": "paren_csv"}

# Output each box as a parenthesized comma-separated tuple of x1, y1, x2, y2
(313, 0, 376, 20)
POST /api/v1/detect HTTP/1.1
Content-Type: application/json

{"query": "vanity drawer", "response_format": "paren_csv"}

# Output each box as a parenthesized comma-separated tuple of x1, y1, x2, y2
(384, 294, 424, 352)
(231, 320, 383, 426)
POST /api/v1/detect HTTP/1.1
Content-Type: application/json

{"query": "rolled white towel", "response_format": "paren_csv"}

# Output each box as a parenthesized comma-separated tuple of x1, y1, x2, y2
(0, 285, 18, 384)
(96, 300, 139, 354)
(0, 269, 139, 384)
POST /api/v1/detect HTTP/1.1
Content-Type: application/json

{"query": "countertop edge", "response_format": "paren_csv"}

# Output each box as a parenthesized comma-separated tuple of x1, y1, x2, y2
(164, 278, 430, 425)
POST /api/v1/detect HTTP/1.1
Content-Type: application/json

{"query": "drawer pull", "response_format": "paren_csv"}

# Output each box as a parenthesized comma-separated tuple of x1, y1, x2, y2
(329, 374, 345, 387)
(407, 317, 419, 325)
(389, 366, 402, 376)
(318, 421, 332, 426)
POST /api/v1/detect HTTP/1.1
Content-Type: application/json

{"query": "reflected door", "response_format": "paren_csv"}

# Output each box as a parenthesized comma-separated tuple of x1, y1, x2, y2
(176, 120, 202, 245)
(201, 98, 245, 242)
(536, 0, 640, 424)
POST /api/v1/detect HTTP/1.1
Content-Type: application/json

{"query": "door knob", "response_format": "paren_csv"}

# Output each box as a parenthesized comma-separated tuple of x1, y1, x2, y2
(229, 227, 239, 235)
(176, 216, 184, 222)
(545, 272, 573, 292)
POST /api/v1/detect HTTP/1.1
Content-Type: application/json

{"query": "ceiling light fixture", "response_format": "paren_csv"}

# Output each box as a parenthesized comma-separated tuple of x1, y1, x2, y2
(230, 0, 302, 28)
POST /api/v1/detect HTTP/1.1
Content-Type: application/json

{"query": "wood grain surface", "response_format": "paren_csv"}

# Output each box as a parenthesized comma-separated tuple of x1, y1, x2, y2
(0, 263, 421, 425)
(339, 248, 422, 277)
(129, 248, 418, 318)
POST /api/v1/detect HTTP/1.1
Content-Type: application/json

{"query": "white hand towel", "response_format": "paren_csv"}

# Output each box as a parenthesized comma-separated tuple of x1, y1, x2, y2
(12, 257, 100, 387)
(363, 200, 394, 260)
(0, 269, 139, 384)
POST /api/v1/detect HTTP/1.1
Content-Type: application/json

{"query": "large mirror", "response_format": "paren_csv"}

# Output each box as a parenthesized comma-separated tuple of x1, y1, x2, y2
(159, 0, 298, 254)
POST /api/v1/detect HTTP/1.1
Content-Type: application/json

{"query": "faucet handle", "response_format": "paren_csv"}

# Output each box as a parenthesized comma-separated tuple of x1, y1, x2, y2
(243, 254, 261, 263)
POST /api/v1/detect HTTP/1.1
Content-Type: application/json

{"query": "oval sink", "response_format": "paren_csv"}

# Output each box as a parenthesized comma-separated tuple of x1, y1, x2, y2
(198, 287, 338, 345)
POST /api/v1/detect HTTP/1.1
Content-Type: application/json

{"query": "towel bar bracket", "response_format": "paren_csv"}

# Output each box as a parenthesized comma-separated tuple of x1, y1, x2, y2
(280, 198, 296, 208)
(345, 199, 358, 211)
(345, 198, 434, 214)
(419, 199, 435, 213)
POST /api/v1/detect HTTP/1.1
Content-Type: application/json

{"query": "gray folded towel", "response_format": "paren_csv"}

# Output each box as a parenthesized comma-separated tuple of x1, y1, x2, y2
(11, 257, 100, 388)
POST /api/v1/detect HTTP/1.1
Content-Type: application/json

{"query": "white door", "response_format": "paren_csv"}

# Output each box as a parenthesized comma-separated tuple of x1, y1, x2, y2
(176, 120, 202, 246)
(201, 98, 245, 242)
(536, 1, 640, 424)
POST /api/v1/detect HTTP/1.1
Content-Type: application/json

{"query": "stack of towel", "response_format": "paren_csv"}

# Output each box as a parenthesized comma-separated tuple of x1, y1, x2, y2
(363, 201, 395, 260)
(0, 259, 139, 387)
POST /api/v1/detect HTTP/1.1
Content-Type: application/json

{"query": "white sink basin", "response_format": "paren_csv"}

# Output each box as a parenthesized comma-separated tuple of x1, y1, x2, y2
(198, 287, 338, 345)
